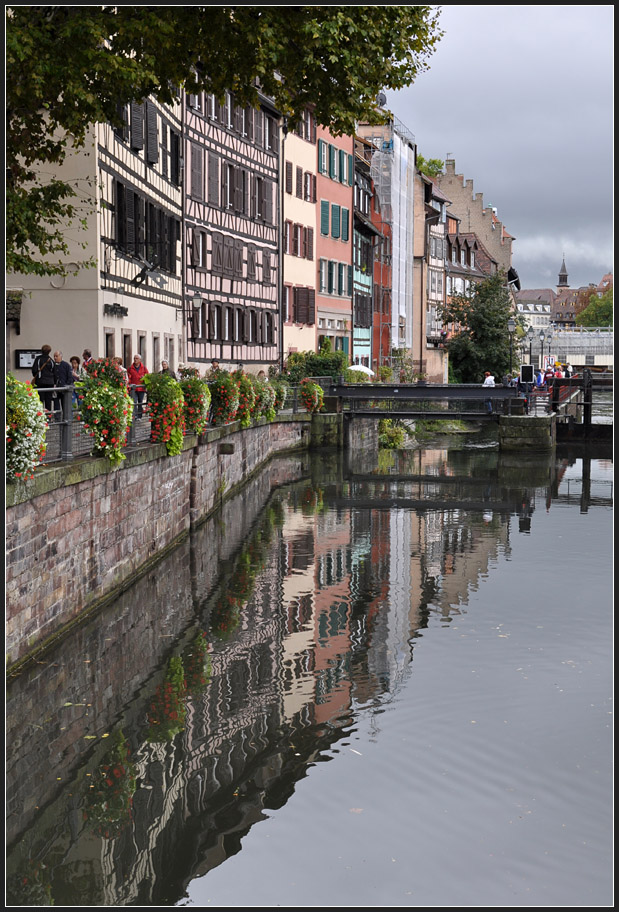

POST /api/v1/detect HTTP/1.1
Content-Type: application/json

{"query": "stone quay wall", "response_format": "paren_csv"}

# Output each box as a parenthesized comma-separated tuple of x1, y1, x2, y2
(6, 414, 312, 670)
(498, 414, 556, 451)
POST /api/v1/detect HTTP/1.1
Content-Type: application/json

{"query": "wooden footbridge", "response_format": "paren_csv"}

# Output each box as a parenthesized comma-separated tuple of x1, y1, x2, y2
(320, 370, 606, 436)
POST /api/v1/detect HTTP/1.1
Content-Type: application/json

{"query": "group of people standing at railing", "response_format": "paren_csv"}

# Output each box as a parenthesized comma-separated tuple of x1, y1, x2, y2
(30, 344, 178, 421)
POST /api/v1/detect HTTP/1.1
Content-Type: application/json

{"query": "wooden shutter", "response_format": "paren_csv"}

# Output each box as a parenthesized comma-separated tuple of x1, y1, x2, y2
(262, 250, 271, 284)
(348, 154, 353, 185)
(328, 261, 334, 294)
(247, 244, 256, 280)
(136, 195, 146, 259)
(328, 144, 335, 178)
(311, 174, 316, 202)
(339, 149, 346, 183)
(190, 228, 200, 267)
(306, 227, 314, 261)
(331, 204, 340, 239)
(245, 106, 253, 141)
(234, 239, 244, 277)
(234, 167, 243, 213)
(208, 152, 219, 205)
(263, 180, 273, 224)
(320, 200, 329, 235)
(285, 161, 293, 194)
(254, 109, 263, 147)
(292, 225, 299, 257)
(115, 182, 126, 249)
(146, 102, 158, 164)
(307, 289, 316, 325)
(161, 123, 168, 178)
(170, 130, 180, 185)
(130, 102, 144, 150)
(296, 166, 303, 198)
(341, 208, 349, 242)
(126, 190, 135, 253)
(212, 232, 223, 275)
(223, 236, 234, 276)
(191, 144, 203, 200)
(256, 309, 263, 343)
(208, 303, 218, 341)
(243, 309, 251, 342)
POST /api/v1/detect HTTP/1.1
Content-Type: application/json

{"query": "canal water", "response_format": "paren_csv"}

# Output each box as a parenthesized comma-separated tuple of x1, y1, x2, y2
(6, 429, 613, 907)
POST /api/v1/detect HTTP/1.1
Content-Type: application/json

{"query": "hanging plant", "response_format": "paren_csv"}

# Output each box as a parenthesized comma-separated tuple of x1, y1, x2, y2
(146, 656, 187, 742)
(84, 356, 127, 388)
(232, 369, 256, 428)
(270, 376, 289, 412)
(81, 730, 137, 838)
(209, 591, 243, 640)
(209, 370, 240, 426)
(299, 378, 324, 413)
(5, 374, 47, 482)
(253, 376, 277, 422)
(77, 376, 133, 468)
(180, 375, 211, 435)
(143, 373, 185, 456)
(183, 633, 212, 695)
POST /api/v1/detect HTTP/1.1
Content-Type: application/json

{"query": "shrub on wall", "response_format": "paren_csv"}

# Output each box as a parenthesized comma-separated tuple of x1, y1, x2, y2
(253, 376, 277, 421)
(299, 378, 324, 413)
(77, 375, 133, 468)
(5, 374, 47, 482)
(232, 369, 256, 428)
(144, 373, 185, 456)
(209, 370, 240, 426)
(179, 375, 211, 435)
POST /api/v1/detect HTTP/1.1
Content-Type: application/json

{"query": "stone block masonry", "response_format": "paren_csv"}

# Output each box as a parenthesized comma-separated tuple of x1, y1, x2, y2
(498, 414, 556, 451)
(6, 414, 311, 670)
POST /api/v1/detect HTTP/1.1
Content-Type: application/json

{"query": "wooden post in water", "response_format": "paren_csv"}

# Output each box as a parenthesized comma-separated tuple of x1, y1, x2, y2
(583, 369, 593, 435)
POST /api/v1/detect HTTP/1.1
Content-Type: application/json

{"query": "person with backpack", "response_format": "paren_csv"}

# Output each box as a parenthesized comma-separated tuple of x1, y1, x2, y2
(31, 344, 56, 413)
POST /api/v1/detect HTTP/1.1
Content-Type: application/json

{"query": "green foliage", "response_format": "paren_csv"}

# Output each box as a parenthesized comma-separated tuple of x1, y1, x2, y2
(286, 349, 349, 382)
(143, 373, 185, 455)
(377, 365, 394, 382)
(5, 374, 48, 481)
(147, 657, 187, 742)
(345, 368, 370, 383)
(575, 287, 613, 326)
(416, 153, 444, 177)
(84, 356, 127, 388)
(7, 6, 443, 275)
(438, 271, 514, 383)
(252, 376, 277, 422)
(378, 418, 406, 449)
(82, 731, 137, 837)
(270, 375, 289, 411)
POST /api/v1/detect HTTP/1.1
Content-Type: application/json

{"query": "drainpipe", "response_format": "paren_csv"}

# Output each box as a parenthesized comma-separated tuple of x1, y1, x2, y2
(279, 115, 288, 373)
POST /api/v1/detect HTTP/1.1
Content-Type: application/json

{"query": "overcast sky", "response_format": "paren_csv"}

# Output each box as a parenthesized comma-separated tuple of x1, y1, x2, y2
(385, 5, 614, 292)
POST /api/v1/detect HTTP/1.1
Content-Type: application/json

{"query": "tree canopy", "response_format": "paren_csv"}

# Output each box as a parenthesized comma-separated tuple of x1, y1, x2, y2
(438, 272, 515, 383)
(416, 154, 444, 178)
(575, 287, 613, 327)
(6, 5, 443, 275)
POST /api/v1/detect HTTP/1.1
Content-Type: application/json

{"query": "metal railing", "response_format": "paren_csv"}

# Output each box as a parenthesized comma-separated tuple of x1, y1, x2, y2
(37, 383, 307, 464)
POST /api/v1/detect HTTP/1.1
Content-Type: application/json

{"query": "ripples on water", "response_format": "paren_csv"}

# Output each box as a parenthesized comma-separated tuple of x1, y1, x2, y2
(6, 437, 613, 907)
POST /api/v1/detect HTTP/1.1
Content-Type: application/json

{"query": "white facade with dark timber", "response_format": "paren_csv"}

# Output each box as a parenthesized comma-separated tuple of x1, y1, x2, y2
(184, 90, 280, 371)
(6, 96, 184, 380)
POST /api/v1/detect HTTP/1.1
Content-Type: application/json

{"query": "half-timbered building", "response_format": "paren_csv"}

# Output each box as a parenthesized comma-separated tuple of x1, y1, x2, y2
(6, 96, 184, 381)
(184, 89, 280, 372)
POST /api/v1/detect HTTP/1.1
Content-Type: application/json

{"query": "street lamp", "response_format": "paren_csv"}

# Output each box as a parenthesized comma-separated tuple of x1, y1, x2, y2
(507, 317, 516, 373)
(527, 325, 535, 365)
(539, 329, 545, 367)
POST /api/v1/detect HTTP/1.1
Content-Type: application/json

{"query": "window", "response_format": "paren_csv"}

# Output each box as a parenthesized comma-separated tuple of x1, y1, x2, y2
(284, 220, 292, 255)
(318, 139, 327, 174)
(283, 285, 292, 322)
(461, 249, 467, 266)
(319, 258, 327, 293)
(105, 331, 115, 359)
(304, 171, 316, 202)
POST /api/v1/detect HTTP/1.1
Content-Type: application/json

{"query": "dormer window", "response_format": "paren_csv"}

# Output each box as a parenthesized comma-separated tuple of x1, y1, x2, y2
(460, 249, 466, 266)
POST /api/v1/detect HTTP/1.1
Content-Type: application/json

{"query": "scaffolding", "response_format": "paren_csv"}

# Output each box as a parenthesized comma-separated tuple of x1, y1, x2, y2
(357, 116, 416, 362)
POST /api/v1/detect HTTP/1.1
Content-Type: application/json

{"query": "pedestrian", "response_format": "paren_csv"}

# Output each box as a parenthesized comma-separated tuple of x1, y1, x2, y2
(482, 370, 495, 414)
(31, 344, 56, 413)
(112, 356, 129, 385)
(127, 353, 149, 419)
(553, 363, 564, 379)
(204, 359, 221, 381)
(70, 356, 83, 407)
(535, 368, 544, 388)
(53, 350, 74, 419)
(159, 359, 177, 379)
(564, 363, 574, 379)
(82, 348, 94, 372)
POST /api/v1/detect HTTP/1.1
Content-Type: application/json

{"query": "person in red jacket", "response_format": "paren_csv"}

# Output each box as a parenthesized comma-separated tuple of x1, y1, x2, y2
(127, 353, 149, 419)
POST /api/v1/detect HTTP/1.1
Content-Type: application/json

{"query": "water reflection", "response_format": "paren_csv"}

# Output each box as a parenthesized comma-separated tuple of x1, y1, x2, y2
(6, 443, 613, 906)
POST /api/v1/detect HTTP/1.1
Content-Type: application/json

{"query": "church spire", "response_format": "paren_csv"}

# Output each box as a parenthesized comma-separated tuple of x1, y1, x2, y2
(558, 255, 569, 288)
